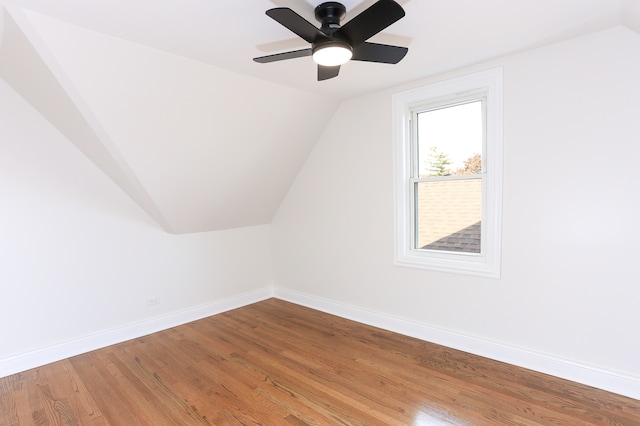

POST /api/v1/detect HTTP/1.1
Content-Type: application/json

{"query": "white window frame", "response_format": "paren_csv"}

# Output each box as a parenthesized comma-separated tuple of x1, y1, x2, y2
(392, 68, 503, 278)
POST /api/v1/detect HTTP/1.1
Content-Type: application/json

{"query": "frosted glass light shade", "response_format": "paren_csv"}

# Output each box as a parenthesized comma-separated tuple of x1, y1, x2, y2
(312, 43, 353, 66)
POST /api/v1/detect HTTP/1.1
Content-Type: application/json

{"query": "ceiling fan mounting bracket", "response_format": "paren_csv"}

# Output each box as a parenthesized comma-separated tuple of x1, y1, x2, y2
(315, 2, 347, 32)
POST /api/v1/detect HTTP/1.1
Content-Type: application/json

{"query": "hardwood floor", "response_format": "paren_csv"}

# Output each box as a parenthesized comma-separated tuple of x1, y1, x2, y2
(1, 299, 639, 425)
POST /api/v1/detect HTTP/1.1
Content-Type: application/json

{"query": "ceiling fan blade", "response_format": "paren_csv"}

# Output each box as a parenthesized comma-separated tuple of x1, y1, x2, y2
(334, 0, 405, 46)
(351, 42, 408, 64)
(266, 8, 327, 43)
(253, 48, 312, 63)
(318, 65, 340, 81)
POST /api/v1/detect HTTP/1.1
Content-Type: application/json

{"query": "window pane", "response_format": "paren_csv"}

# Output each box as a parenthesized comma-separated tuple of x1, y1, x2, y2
(415, 179, 482, 253)
(417, 101, 483, 177)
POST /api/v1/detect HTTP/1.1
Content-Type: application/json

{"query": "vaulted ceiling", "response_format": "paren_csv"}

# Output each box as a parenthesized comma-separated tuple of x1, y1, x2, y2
(1, 0, 638, 233)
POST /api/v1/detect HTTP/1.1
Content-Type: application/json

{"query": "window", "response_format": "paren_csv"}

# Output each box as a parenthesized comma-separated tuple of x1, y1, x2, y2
(392, 68, 503, 278)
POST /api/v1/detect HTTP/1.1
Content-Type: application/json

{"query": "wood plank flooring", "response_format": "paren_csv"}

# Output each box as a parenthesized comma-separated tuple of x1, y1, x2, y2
(1, 298, 639, 425)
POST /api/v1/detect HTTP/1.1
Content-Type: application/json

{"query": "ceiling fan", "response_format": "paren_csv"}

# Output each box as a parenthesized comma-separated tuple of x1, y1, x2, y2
(253, 0, 408, 81)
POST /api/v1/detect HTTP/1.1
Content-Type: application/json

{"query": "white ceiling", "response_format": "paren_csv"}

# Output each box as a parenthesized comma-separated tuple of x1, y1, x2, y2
(1, 0, 630, 99)
(0, 0, 637, 233)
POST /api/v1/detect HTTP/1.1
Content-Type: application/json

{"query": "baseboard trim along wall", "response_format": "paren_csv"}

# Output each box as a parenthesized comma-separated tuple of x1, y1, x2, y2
(0, 287, 273, 379)
(272, 287, 640, 401)
(2, 286, 639, 400)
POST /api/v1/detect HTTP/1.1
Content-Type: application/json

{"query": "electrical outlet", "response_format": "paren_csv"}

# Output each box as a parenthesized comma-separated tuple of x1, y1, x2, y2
(146, 296, 160, 306)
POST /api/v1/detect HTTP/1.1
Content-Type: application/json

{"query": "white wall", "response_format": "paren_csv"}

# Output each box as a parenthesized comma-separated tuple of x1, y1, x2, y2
(272, 26, 640, 390)
(0, 77, 272, 370)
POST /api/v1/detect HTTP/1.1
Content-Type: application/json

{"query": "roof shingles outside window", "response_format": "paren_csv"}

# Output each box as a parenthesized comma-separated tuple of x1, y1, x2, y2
(416, 179, 482, 253)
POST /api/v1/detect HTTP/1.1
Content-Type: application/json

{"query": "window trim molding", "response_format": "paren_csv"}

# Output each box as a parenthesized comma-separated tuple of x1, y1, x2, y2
(392, 68, 503, 278)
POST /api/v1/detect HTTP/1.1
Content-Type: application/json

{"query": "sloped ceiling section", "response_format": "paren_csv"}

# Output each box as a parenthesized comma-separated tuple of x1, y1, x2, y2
(0, 7, 173, 231)
(0, 6, 338, 234)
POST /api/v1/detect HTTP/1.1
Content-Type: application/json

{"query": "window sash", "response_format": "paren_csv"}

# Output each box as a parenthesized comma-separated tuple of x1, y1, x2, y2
(410, 96, 487, 180)
(392, 67, 503, 278)
(411, 176, 485, 255)
(409, 96, 487, 257)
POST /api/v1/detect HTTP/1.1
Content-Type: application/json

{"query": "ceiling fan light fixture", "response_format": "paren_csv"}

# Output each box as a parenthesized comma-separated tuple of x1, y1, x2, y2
(254, 1, 408, 80)
(312, 42, 353, 66)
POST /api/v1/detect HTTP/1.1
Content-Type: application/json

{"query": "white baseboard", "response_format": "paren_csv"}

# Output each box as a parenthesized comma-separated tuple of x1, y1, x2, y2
(0, 287, 273, 378)
(273, 287, 640, 401)
(3, 286, 638, 401)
